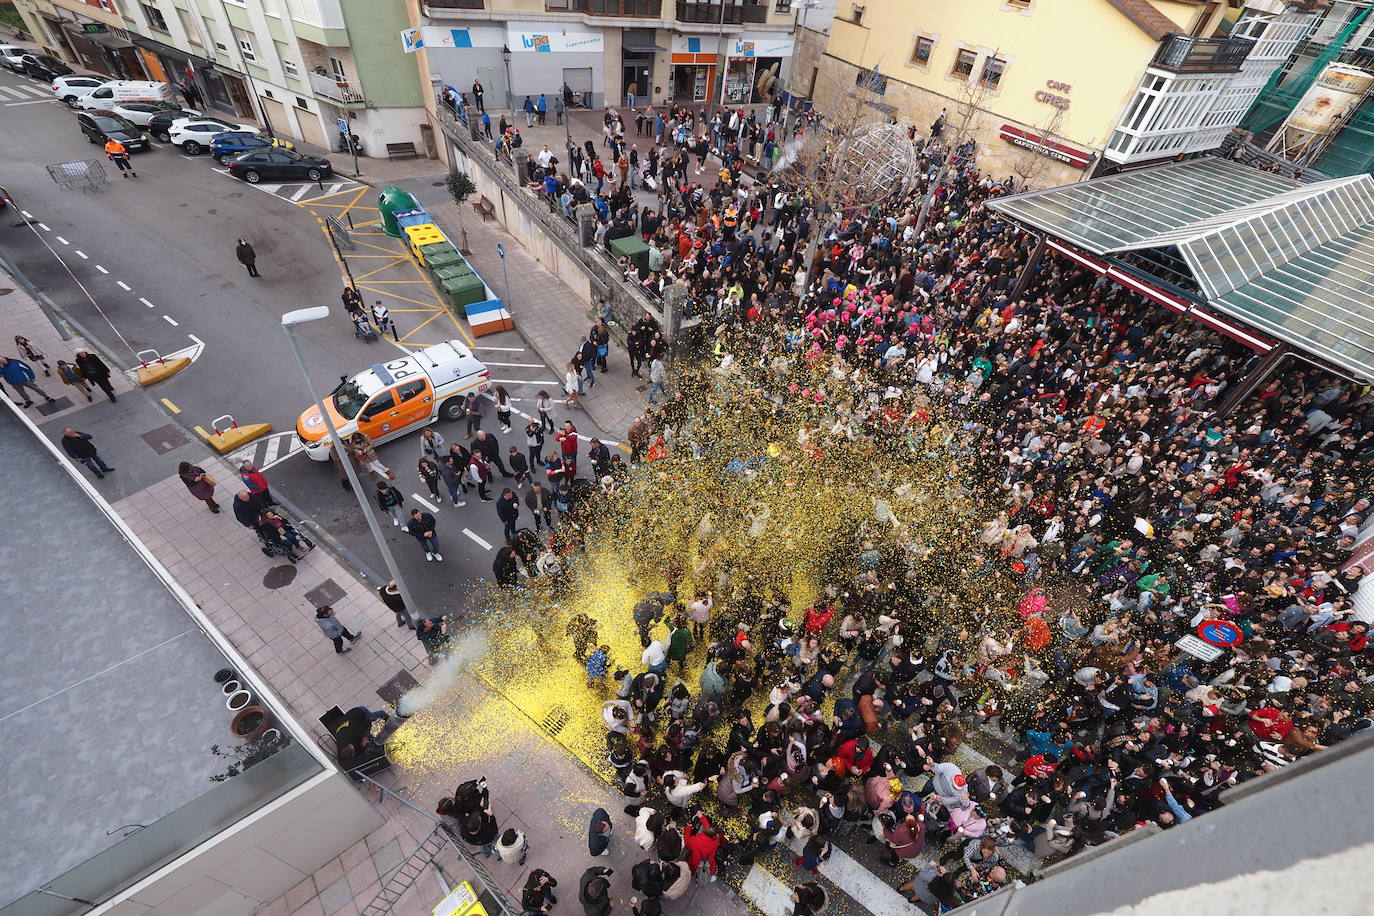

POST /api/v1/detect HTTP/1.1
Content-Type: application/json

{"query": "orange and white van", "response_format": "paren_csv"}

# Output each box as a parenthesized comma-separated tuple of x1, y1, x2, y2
(296, 340, 490, 461)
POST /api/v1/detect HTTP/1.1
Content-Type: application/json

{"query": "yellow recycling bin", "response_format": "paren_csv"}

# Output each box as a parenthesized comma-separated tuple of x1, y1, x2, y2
(405, 223, 447, 263)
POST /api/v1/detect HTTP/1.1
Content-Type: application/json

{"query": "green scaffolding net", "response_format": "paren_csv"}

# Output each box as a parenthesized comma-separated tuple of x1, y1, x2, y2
(1316, 105, 1374, 175)
(1240, 6, 1372, 136)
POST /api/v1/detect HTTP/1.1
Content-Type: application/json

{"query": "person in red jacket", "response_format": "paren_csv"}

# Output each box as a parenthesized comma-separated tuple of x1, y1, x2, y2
(683, 812, 720, 881)
(1021, 750, 1058, 780)
(556, 420, 579, 478)
(803, 602, 835, 634)
(1248, 704, 1294, 741)
(834, 735, 874, 777)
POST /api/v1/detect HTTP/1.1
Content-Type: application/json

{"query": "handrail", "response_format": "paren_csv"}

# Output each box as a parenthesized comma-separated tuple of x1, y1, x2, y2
(353, 774, 522, 916)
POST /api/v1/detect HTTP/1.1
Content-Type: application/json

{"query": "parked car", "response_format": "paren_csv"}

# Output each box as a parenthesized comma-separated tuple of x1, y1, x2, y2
(21, 54, 72, 82)
(0, 45, 27, 72)
(76, 110, 150, 152)
(169, 117, 255, 155)
(52, 74, 105, 106)
(75, 79, 173, 111)
(110, 100, 198, 127)
(210, 132, 294, 163)
(227, 149, 332, 184)
(145, 108, 203, 142)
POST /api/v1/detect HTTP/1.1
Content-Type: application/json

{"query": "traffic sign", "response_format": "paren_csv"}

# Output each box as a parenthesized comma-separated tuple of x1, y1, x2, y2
(497, 242, 505, 259)
(337, 117, 349, 135)
(1196, 619, 1243, 648)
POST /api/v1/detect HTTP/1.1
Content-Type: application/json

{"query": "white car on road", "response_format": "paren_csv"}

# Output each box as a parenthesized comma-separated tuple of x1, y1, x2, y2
(0, 45, 27, 72)
(110, 101, 199, 126)
(168, 117, 256, 155)
(52, 75, 104, 106)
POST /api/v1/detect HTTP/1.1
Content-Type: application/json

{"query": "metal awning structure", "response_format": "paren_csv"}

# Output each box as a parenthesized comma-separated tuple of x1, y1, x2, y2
(987, 157, 1374, 382)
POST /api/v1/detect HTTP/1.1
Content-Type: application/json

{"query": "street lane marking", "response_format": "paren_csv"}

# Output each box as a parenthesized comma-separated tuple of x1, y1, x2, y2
(20, 210, 32, 218)
(139, 297, 154, 307)
(162, 315, 179, 326)
(490, 377, 561, 385)
(290, 186, 311, 202)
(481, 360, 546, 368)
(95, 265, 108, 273)
(462, 528, 493, 550)
(116, 281, 131, 290)
(55, 236, 68, 244)
(412, 493, 441, 513)
(474, 346, 527, 352)
(74, 250, 88, 258)
(3, 98, 54, 106)
(194, 425, 210, 438)
(160, 398, 181, 414)
(37, 223, 49, 231)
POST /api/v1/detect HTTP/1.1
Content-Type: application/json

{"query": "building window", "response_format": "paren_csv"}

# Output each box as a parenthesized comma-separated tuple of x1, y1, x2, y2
(854, 66, 887, 94)
(239, 38, 256, 62)
(850, 4, 865, 25)
(911, 35, 934, 66)
(142, 3, 169, 31)
(952, 47, 977, 78)
(775, 0, 792, 9)
(1006, 0, 1032, 7)
(215, 41, 229, 52)
(330, 56, 347, 82)
(980, 54, 1006, 88)
(545, 0, 570, 8)
(283, 59, 299, 76)
(295, 97, 310, 110)
(178, 8, 202, 44)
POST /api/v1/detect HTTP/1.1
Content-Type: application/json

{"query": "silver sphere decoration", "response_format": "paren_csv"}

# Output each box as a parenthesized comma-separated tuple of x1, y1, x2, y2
(839, 121, 920, 202)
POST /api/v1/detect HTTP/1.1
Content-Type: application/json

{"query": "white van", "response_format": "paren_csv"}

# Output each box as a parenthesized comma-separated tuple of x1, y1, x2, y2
(76, 80, 174, 110)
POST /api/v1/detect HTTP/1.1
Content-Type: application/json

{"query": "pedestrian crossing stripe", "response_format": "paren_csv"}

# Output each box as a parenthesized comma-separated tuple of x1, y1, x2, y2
(0, 84, 50, 100)
(209, 167, 361, 204)
(228, 430, 303, 470)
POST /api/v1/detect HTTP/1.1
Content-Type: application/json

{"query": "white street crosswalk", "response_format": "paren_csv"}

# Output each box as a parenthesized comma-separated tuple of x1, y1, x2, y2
(209, 166, 363, 205)
(228, 431, 303, 471)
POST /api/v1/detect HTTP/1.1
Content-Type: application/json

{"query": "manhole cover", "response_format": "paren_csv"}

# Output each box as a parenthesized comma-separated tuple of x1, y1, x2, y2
(377, 669, 421, 705)
(263, 565, 298, 589)
(542, 705, 571, 735)
(304, 578, 348, 608)
(35, 397, 72, 415)
(140, 423, 191, 455)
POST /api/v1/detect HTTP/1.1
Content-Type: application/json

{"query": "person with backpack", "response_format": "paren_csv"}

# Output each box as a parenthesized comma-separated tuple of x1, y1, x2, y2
(375, 479, 405, 525)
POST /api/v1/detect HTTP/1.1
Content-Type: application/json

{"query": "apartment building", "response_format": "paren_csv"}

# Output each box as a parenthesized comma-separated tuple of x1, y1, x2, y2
(13, 0, 429, 156)
(814, 0, 1316, 187)
(407, 0, 797, 119)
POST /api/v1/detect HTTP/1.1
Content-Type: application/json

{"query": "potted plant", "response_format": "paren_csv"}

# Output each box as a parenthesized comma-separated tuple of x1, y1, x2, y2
(208, 730, 290, 783)
(229, 705, 271, 740)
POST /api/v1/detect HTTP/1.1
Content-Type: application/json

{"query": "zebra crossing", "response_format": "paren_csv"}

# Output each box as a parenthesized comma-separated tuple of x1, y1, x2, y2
(209, 166, 364, 205)
(0, 82, 56, 106)
(227, 430, 304, 471)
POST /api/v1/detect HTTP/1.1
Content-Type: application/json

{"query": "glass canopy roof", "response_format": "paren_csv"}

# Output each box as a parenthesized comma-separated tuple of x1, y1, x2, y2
(987, 158, 1374, 381)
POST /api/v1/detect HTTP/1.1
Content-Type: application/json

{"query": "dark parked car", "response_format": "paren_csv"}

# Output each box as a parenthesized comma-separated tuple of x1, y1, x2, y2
(210, 132, 294, 163)
(226, 149, 331, 183)
(145, 108, 202, 142)
(21, 54, 73, 82)
(76, 110, 149, 152)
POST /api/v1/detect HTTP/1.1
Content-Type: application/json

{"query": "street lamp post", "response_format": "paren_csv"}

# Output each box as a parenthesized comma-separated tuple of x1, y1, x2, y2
(497, 242, 512, 314)
(280, 307, 421, 628)
(501, 44, 513, 114)
(716, 0, 729, 113)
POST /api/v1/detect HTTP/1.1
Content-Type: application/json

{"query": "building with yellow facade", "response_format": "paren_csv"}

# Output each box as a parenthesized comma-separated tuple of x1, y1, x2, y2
(812, 0, 1318, 187)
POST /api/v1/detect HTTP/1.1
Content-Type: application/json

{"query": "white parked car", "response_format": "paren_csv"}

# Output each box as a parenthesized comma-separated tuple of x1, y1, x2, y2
(168, 117, 256, 155)
(52, 75, 105, 106)
(0, 45, 27, 72)
(110, 101, 198, 126)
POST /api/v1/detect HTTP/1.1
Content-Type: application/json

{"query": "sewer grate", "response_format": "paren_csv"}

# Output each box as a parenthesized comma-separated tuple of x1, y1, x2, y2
(542, 705, 571, 735)
(140, 422, 191, 454)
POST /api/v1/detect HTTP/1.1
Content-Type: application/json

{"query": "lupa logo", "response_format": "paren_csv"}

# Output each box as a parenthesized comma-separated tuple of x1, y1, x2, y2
(735, 40, 756, 56)
(522, 34, 552, 52)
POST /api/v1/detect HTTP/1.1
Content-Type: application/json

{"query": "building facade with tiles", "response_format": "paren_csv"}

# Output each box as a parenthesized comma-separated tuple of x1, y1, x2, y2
(810, 0, 1317, 188)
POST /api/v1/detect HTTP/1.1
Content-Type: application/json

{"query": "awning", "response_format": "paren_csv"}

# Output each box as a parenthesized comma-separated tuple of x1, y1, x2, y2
(623, 40, 668, 52)
(63, 24, 135, 52)
(132, 33, 215, 69)
(987, 157, 1374, 380)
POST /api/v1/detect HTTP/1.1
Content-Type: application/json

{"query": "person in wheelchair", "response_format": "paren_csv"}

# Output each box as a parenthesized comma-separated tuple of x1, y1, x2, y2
(352, 312, 378, 342)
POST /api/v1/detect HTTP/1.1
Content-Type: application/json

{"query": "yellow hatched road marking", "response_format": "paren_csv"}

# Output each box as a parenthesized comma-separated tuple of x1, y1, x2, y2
(160, 397, 181, 413)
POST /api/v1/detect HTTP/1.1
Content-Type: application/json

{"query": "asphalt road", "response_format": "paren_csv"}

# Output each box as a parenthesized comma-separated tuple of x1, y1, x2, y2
(0, 64, 611, 617)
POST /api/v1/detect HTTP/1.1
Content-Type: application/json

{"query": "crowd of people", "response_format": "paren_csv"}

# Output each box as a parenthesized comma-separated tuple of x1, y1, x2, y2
(433, 96, 1374, 911)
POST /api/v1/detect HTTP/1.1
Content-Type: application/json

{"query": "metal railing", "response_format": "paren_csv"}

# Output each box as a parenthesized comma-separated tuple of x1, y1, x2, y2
(675, 1, 769, 24)
(1151, 33, 1256, 73)
(427, 0, 486, 8)
(354, 773, 521, 916)
(581, 0, 663, 14)
(310, 71, 365, 104)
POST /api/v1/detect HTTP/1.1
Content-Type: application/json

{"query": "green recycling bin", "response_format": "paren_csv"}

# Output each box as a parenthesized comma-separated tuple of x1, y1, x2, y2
(417, 241, 459, 264)
(442, 274, 487, 311)
(432, 263, 474, 285)
(607, 235, 650, 279)
(425, 251, 467, 276)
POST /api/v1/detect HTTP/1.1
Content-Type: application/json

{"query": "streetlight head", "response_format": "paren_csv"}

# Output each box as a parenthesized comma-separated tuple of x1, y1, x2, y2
(282, 306, 331, 327)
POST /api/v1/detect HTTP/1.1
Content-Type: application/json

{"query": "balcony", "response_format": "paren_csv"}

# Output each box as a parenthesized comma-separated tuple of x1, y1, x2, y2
(428, 0, 485, 8)
(310, 70, 365, 106)
(676, 1, 769, 24)
(1151, 34, 1256, 73)
(581, 0, 663, 14)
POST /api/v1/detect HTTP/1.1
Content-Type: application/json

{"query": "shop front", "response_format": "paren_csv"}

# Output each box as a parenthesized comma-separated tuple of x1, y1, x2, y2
(132, 35, 227, 115)
(60, 22, 145, 79)
(670, 35, 720, 104)
(727, 33, 793, 104)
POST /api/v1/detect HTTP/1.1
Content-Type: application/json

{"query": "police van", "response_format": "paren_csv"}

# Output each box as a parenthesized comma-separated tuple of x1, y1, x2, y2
(296, 341, 490, 460)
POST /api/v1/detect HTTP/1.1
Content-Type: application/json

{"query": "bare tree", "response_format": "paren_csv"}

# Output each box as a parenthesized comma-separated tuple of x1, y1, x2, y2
(1005, 104, 1068, 192)
(914, 60, 998, 234)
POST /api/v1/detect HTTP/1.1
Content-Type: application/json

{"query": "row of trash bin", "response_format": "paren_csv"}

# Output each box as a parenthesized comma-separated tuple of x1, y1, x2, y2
(377, 187, 513, 338)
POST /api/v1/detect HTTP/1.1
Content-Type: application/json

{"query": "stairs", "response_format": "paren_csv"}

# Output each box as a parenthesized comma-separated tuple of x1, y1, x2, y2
(358, 824, 452, 916)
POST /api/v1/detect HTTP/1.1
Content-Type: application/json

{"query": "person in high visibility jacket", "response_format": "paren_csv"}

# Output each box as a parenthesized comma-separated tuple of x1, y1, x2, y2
(104, 139, 136, 178)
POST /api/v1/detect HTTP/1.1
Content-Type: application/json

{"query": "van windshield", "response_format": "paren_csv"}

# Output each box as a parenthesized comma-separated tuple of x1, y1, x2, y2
(331, 373, 383, 419)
